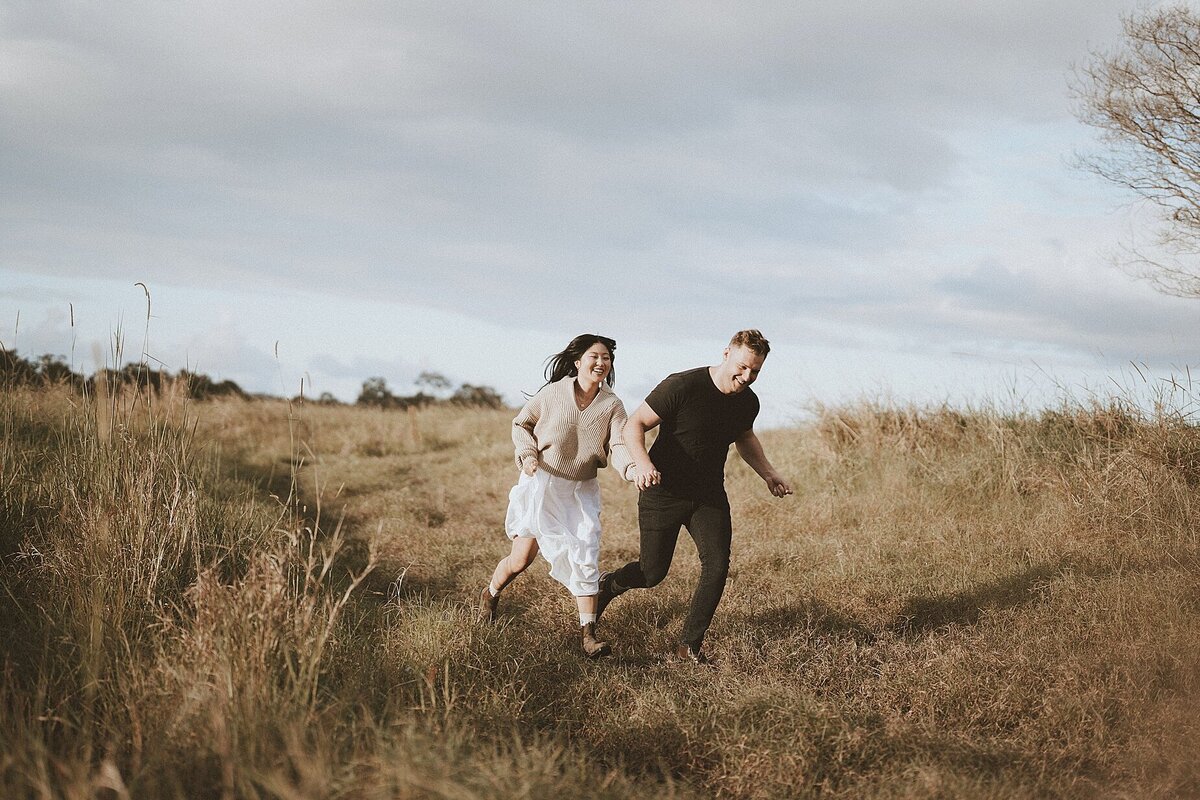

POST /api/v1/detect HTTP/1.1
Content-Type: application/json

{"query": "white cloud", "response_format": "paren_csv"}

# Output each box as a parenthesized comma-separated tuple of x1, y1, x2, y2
(1, 0, 1194, 417)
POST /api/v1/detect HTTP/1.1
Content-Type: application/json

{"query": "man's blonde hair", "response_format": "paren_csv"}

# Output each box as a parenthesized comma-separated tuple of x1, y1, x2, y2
(729, 329, 770, 357)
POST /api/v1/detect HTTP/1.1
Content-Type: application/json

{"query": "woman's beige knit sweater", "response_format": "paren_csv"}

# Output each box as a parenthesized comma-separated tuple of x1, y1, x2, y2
(512, 377, 633, 481)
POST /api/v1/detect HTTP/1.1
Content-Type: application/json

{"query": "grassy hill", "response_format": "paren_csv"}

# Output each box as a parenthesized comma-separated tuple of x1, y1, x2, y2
(2, 381, 1198, 798)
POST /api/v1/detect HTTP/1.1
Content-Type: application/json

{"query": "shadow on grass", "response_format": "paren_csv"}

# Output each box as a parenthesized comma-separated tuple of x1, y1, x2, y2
(892, 564, 1052, 634)
(889, 557, 1108, 636)
(376, 566, 478, 607)
(739, 597, 877, 644)
(727, 555, 1134, 646)
(0, 497, 58, 681)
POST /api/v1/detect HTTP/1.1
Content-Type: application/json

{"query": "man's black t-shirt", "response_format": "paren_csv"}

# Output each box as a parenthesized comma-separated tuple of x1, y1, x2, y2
(644, 367, 760, 503)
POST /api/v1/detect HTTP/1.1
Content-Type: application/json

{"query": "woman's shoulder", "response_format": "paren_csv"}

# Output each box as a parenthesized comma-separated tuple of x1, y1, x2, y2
(596, 384, 627, 412)
(515, 381, 553, 416)
(523, 378, 574, 414)
(528, 377, 571, 399)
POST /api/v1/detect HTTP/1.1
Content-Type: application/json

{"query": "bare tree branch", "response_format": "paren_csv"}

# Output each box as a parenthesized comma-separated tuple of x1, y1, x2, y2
(1075, 7, 1200, 297)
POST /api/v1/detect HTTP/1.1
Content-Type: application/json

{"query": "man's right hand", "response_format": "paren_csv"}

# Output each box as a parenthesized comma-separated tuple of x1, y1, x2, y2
(521, 456, 539, 476)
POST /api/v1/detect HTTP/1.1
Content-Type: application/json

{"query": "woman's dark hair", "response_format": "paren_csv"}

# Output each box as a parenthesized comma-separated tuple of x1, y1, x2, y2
(543, 334, 617, 389)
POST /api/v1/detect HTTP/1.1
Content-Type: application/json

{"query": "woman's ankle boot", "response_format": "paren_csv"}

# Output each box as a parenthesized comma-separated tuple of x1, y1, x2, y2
(581, 622, 611, 658)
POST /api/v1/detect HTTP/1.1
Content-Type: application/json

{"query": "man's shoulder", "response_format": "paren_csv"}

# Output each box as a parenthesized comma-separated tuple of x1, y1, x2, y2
(659, 366, 710, 389)
(645, 367, 707, 418)
(733, 384, 760, 414)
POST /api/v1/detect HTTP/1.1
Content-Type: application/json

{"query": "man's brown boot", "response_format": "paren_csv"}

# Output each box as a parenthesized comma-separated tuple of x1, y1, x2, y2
(581, 622, 611, 658)
(673, 642, 715, 667)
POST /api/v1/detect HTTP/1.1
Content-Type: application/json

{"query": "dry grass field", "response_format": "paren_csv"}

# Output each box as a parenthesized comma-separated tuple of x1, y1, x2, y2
(2, 380, 1199, 798)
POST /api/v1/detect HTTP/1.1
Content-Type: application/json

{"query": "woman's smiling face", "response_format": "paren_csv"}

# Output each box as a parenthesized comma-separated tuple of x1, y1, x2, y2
(575, 342, 613, 386)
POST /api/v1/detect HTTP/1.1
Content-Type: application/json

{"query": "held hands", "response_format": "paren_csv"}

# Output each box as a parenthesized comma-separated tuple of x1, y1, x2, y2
(630, 460, 661, 491)
(521, 456, 539, 476)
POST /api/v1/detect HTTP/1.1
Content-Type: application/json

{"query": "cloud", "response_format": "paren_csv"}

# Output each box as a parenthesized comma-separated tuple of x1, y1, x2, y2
(2, 0, 1189, 401)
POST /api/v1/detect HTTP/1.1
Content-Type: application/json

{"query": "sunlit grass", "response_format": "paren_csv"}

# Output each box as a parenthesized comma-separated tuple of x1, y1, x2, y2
(2, 379, 1198, 798)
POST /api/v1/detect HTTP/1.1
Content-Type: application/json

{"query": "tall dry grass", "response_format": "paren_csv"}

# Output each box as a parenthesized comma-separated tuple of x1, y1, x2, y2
(0, 377, 377, 797)
(2, 379, 1198, 798)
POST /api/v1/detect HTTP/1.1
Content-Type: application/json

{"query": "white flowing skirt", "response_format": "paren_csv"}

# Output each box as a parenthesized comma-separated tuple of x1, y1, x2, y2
(504, 470, 602, 597)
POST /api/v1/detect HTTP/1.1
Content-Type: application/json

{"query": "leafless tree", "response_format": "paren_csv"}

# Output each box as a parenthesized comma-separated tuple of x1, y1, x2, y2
(415, 370, 452, 395)
(1075, 6, 1200, 297)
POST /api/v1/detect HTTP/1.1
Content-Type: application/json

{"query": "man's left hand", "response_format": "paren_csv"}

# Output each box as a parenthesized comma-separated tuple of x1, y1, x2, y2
(766, 475, 792, 497)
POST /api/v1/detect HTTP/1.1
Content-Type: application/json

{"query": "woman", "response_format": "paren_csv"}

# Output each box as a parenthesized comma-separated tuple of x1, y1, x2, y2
(479, 334, 632, 658)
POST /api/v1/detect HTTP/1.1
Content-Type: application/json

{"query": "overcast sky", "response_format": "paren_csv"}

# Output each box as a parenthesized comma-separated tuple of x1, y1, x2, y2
(3, 1, 1197, 425)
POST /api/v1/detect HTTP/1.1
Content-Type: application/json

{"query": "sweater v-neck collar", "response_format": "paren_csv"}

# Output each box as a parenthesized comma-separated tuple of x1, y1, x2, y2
(562, 376, 606, 415)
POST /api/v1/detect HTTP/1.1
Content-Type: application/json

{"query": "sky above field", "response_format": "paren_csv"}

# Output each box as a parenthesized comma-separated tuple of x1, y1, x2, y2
(3, 1, 1198, 425)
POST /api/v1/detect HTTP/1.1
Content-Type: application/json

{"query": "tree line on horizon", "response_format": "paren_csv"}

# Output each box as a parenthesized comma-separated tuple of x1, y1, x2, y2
(0, 347, 249, 401)
(0, 347, 506, 409)
(352, 370, 506, 410)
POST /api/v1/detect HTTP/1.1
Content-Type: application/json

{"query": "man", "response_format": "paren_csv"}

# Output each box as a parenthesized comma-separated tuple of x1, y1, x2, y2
(597, 329, 792, 665)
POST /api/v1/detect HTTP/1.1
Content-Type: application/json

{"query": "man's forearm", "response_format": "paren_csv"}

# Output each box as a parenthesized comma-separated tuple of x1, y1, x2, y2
(735, 435, 777, 480)
(737, 433, 793, 497)
(623, 418, 654, 468)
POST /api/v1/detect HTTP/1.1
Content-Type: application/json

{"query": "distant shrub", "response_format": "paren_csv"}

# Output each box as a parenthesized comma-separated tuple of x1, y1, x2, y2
(0, 349, 84, 390)
(357, 376, 506, 410)
(0, 346, 246, 400)
(451, 383, 505, 409)
(178, 369, 249, 400)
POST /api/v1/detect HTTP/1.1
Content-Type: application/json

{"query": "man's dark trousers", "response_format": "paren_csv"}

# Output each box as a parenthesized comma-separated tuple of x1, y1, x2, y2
(609, 486, 733, 648)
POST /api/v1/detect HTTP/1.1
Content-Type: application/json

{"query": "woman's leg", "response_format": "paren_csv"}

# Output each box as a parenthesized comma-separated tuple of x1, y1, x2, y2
(480, 536, 539, 622)
(576, 593, 610, 658)
(490, 536, 539, 593)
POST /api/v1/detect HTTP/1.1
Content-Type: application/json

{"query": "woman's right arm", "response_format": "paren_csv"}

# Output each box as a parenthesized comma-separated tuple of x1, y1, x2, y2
(512, 393, 542, 474)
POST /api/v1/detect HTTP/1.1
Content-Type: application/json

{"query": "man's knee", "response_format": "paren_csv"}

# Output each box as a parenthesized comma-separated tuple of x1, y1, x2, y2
(698, 553, 730, 583)
(640, 561, 670, 587)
